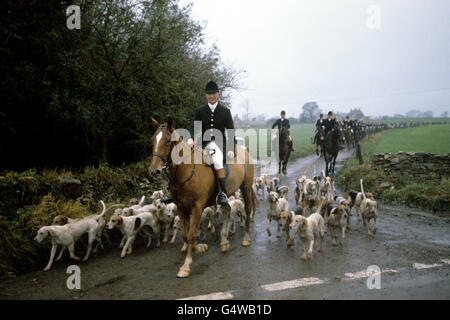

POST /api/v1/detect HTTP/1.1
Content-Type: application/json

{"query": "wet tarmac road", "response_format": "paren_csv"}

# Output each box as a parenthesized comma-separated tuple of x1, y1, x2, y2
(1, 151, 449, 299)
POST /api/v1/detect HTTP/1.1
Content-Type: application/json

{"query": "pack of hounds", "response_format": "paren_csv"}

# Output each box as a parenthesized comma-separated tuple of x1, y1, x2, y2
(255, 170, 378, 261)
(34, 172, 378, 271)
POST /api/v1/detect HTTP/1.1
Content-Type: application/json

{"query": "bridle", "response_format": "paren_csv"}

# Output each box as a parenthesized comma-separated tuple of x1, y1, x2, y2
(151, 126, 196, 191)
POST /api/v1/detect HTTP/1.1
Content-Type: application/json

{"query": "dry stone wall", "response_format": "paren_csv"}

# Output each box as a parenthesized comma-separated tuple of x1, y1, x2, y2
(371, 152, 450, 183)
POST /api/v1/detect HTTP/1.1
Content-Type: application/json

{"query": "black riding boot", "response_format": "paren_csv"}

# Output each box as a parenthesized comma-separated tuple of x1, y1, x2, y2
(217, 178, 228, 206)
(289, 140, 295, 152)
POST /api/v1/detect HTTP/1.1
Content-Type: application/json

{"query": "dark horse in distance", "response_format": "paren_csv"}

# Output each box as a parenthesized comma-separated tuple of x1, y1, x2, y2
(274, 126, 291, 176)
(319, 125, 341, 177)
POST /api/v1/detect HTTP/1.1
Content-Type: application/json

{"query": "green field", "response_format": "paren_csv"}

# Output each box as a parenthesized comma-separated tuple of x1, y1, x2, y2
(289, 124, 316, 159)
(373, 124, 450, 154)
(244, 123, 316, 161)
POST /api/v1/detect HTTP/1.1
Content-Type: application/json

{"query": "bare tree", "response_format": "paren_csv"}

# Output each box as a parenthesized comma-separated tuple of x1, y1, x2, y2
(241, 98, 251, 122)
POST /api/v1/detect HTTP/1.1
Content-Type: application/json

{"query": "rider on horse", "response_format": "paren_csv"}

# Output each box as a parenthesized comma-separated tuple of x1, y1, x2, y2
(343, 115, 350, 129)
(314, 113, 324, 155)
(324, 111, 337, 136)
(187, 81, 235, 206)
(272, 110, 295, 152)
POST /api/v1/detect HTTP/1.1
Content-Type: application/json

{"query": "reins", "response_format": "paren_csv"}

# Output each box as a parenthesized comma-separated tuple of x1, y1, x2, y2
(152, 126, 196, 192)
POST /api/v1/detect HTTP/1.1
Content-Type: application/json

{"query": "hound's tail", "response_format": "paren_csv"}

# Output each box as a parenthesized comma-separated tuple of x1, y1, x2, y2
(98, 200, 106, 217)
(138, 195, 145, 206)
(96, 201, 125, 220)
(360, 179, 366, 200)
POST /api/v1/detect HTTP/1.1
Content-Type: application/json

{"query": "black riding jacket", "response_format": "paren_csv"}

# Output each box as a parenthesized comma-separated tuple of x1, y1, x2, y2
(272, 118, 290, 131)
(189, 103, 236, 153)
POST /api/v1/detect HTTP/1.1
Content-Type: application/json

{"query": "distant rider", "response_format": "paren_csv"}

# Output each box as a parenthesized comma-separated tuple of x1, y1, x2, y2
(272, 110, 295, 152)
(314, 113, 324, 155)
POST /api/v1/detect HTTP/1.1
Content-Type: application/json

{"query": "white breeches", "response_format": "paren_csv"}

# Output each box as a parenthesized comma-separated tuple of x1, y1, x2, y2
(205, 141, 223, 170)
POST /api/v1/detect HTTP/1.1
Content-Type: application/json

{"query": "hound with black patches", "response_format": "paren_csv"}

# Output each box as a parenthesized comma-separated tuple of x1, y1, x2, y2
(276, 185, 289, 199)
(266, 191, 289, 238)
(266, 177, 279, 194)
(347, 189, 374, 223)
(334, 195, 352, 227)
(35, 201, 109, 271)
(106, 210, 160, 258)
(301, 194, 321, 216)
(326, 205, 348, 246)
(360, 179, 378, 236)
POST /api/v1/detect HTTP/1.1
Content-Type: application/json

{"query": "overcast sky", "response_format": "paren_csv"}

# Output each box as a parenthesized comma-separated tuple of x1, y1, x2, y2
(180, 0, 450, 119)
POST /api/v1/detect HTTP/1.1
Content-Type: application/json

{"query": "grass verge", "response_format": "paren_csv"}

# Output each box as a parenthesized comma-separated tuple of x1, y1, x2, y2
(336, 130, 450, 214)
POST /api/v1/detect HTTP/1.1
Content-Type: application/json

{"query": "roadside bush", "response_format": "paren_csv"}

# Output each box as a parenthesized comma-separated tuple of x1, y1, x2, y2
(0, 162, 165, 279)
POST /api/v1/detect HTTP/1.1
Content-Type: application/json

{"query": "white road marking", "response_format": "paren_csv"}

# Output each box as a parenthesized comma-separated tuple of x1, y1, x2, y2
(261, 277, 324, 292)
(413, 262, 443, 270)
(343, 268, 397, 280)
(177, 259, 448, 299)
(178, 291, 233, 300)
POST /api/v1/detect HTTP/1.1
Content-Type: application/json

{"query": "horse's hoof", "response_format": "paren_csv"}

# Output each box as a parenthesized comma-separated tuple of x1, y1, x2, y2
(241, 239, 251, 247)
(220, 243, 230, 253)
(177, 269, 190, 278)
(195, 243, 208, 253)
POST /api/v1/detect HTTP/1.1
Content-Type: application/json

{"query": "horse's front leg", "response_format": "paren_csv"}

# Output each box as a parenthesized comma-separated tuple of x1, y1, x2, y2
(177, 207, 208, 278)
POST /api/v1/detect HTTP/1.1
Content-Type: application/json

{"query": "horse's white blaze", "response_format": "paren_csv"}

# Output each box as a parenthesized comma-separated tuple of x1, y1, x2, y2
(155, 131, 163, 149)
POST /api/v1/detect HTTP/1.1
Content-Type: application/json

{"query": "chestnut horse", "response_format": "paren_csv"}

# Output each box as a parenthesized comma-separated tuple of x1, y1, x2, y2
(149, 117, 256, 278)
